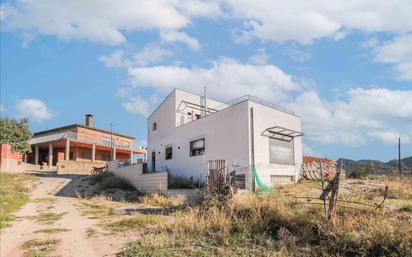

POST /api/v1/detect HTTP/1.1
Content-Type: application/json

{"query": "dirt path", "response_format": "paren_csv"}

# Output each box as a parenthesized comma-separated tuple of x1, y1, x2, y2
(0, 174, 134, 257)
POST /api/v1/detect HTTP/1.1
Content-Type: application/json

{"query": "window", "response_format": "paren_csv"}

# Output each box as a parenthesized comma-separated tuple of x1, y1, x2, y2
(270, 175, 294, 185)
(80, 151, 91, 159)
(123, 141, 130, 148)
(190, 138, 205, 156)
(152, 122, 157, 131)
(165, 146, 173, 160)
(195, 114, 201, 119)
(101, 153, 110, 161)
(269, 137, 294, 165)
(102, 137, 111, 147)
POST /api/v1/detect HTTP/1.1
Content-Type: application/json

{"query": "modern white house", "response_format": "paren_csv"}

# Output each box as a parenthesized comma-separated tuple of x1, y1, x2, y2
(147, 88, 303, 190)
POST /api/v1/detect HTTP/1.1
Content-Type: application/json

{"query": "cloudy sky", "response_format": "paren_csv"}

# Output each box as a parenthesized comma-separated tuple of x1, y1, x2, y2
(1, 0, 411, 161)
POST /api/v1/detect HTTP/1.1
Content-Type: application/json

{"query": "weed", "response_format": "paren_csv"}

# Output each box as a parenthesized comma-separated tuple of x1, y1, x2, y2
(89, 172, 135, 191)
(36, 212, 66, 223)
(78, 200, 113, 218)
(34, 228, 71, 234)
(138, 193, 184, 208)
(32, 198, 56, 203)
(0, 173, 35, 228)
(105, 215, 163, 232)
(21, 239, 59, 257)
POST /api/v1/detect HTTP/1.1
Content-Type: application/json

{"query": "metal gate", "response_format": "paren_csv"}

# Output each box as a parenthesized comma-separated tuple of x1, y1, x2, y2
(207, 160, 226, 193)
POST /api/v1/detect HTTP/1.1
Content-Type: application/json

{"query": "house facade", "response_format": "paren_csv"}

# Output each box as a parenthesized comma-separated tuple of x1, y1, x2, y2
(147, 89, 303, 190)
(27, 114, 145, 173)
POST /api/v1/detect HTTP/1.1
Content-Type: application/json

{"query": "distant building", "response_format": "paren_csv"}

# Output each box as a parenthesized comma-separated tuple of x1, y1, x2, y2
(147, 88, 303, 190)
(27, 114, 145, 173)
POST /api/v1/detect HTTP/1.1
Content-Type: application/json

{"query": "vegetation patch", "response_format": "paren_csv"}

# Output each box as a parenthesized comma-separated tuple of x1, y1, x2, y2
(21, 239, 60, 257)
(348, 171, 368, 179)
(89, 172, 135, 191)
(32, 198, 56, 203)
(77, 200, 113, 218)
(0, 173, 35, 228)
(105, 215, 163, 232)
(36, 212, 67, 223)
(34, 228, 71, 234)
(138, 193, 184, 208)
(121, 178, 412, 257)
(168, 174, 204, 189)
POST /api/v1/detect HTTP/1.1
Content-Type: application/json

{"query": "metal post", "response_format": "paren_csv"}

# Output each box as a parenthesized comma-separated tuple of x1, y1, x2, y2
(398, 137, 401, 175)
(110, 123, 114, 161)
(250, 107, 255, 192)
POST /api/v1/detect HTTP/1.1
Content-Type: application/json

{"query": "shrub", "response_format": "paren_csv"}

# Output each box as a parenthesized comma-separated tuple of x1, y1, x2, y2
(89, 172, 135, 191)
(138, 193, 184, 208)
(168, 174, 204, 189)
(348, 171, 367, 179)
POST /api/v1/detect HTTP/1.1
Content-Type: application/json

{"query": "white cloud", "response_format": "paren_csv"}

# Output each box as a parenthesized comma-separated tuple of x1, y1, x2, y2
(15, 98, 52, 122)
(99, 45, 173, 68)
(160, 30, 201, 51)
(0, 0, 222, 45)
(128, 57, 300, 103)
(0, 104, 5, 113)
(371, 34, 412, 80)
(287, 88, 412, 146)
(122, 96, 151, 117)
(226, 0, 412, 44)
(248, 48, 268, 65)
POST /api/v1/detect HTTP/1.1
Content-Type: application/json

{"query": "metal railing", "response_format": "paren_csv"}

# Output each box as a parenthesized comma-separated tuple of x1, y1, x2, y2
(30, 131, 132, 150)
(176, 94, 295, 127)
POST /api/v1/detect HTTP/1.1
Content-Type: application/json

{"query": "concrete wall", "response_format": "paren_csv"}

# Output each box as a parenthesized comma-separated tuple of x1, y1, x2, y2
(57, 160, 105, 175)
(147, 89, 303, 189)
(248, 101, 302, 184)
(108, 160, 167, 193)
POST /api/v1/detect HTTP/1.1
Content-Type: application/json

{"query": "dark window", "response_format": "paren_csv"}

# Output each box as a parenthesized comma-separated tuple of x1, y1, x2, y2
(151, 151, 156, 172)
(165, 147, 173, 160)
(80, 151, 91, 159)
(269, 137, 294, 165)
(152, 122, 157, 131)
(195, 114, 201, 119)
(101, 153, 110, 161)
(190, 138, 205, 157)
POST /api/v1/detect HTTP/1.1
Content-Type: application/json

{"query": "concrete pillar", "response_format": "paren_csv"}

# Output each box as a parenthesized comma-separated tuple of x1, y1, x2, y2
(48, 142, 53, 168)
(130, 143, 133, 163)
(34, 145, 39, 165)
(65, 139, 70, 161)
(113, 147, 116, 160)
(92, 144, 96, 163)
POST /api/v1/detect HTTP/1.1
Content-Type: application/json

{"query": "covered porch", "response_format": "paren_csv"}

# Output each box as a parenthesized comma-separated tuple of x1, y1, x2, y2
(28, 139, 145, 168)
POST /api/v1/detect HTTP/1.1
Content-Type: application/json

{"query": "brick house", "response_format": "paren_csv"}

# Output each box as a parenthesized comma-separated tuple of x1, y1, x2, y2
(26, 114, 145, 173)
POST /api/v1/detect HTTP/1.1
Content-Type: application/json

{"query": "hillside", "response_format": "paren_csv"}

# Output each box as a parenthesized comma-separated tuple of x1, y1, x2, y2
(337, 156, 412, 174)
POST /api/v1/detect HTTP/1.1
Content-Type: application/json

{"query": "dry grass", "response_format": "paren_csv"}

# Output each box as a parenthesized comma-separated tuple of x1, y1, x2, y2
(105, 215, 164, 232)
(121, 177, 412, 257)
(36, 212, 67, 223)
(0, 173, 36, 228)
(138, 193, 185, 208)
(34, 228, 71, 234)
(21, 238, 60, 257)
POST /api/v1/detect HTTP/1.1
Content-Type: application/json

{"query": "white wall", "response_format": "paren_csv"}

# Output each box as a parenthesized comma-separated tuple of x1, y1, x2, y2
(147, 89, 303, 190)
(108, 160, 168, 193)
(248, 101, 302, 184)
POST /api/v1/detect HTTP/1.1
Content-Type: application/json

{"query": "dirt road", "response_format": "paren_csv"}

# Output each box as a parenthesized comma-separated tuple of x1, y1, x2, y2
(0, 174, 134, 257)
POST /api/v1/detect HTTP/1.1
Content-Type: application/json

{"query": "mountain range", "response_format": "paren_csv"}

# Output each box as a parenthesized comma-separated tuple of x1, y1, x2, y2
(337, 156, 412, 174)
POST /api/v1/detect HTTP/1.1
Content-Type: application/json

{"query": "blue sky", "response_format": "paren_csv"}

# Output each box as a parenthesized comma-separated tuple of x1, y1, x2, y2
(1, 0, 411, 161)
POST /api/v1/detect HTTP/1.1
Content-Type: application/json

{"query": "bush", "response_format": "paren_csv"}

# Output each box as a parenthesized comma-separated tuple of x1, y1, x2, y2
(89, 172, 135, 191)
(168, 174, 204, 189)
(348, 171, 367, 179)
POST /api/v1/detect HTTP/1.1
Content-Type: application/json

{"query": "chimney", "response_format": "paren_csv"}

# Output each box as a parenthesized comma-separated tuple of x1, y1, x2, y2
(85, 114, 93, 127)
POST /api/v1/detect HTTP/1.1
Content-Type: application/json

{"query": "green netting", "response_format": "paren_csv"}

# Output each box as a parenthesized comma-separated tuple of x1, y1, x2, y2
(252, 164, 273, 194)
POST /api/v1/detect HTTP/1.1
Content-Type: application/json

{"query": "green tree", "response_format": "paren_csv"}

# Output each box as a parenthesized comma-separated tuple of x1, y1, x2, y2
(0, 118, 32, 153)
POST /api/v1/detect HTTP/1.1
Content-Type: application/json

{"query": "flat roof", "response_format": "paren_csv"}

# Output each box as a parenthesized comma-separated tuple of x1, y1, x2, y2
(33, 124, 135, 139)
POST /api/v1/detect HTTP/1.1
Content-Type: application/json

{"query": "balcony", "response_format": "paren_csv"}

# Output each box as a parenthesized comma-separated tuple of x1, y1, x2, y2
(30, 131, 133, 150)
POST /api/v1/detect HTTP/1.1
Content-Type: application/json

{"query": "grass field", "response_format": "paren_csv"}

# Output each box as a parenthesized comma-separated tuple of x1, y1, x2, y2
(120, 176, 412, 257)
(0, 173, 35, 228)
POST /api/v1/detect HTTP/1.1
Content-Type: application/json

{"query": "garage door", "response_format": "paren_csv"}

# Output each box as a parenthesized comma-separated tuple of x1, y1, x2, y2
(270, 175, 294, 185)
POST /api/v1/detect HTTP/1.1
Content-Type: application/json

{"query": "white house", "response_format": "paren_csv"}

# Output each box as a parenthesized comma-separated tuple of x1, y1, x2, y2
(147, 88, 303, 190)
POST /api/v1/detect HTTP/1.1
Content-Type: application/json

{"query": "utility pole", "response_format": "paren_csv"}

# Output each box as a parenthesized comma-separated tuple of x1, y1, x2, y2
(110, 123, 114, 161)
(398, 137, 401, 175)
